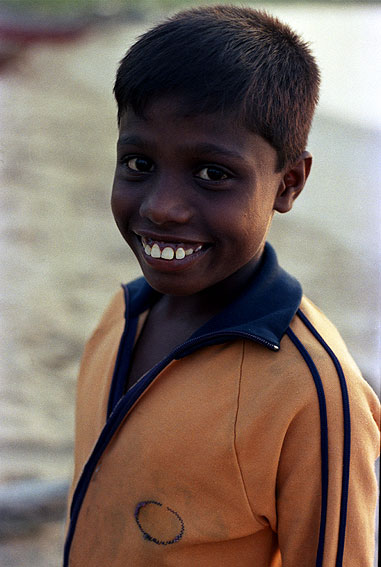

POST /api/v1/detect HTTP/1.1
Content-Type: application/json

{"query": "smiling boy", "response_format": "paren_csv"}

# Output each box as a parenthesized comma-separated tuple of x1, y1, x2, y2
(64, 6, 380, 567)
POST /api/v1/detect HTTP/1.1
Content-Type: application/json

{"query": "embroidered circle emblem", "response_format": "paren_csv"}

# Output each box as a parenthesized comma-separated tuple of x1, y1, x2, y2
(134, 500, 185, 545)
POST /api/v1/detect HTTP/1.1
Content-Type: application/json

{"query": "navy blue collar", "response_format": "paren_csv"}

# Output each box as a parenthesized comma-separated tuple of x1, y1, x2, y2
(124, 242, 302, 352)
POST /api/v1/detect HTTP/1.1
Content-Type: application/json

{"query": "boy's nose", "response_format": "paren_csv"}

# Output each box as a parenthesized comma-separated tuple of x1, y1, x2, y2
(139, 178, 193, 226)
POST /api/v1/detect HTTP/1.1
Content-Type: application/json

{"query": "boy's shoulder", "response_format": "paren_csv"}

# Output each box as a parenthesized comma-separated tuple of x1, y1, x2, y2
(292, 296, 379, 407)
(237, 293, 379, 434)
(91, 287, 125, 334)
(217, 287, 373, 422)
(237, 292, 367, 388)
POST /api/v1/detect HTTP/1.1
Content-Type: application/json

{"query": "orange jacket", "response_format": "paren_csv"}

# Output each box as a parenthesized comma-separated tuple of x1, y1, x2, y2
(65, 244, 379, 566)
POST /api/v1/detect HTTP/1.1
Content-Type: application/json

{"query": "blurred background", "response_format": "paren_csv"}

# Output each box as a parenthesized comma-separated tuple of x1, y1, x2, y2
(0, 1, 380, 565)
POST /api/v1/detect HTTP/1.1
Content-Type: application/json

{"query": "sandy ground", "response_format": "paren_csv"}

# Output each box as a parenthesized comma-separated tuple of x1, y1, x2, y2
(0, 6, 379, 566)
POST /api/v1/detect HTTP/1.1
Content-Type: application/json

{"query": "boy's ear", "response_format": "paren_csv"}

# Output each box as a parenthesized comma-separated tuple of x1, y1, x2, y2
(274, 151, 312, 213)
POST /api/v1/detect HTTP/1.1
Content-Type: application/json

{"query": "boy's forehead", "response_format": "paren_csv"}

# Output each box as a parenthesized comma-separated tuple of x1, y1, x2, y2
(119, 98, 278, 172)
(122, 97, 261, 142)
(123, 97, 223, 125)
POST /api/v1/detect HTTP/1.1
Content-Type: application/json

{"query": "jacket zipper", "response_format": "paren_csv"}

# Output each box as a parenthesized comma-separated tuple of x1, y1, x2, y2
(173, 331, 279, 356)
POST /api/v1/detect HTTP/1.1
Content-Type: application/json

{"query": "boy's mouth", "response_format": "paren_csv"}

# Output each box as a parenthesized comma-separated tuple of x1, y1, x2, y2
(139, 235, 206, 261)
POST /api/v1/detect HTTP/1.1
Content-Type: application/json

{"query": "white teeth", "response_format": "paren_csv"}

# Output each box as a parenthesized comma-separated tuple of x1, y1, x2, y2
(175, 247, 186, 260)
(141, 237, 204, 261)
(151, 243, 161, 258)
(161, 247, 174, 260)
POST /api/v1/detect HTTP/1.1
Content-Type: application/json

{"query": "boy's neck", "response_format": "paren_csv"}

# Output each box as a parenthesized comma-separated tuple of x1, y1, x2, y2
(125, 253, 264, 392)
(153, 253, 263, 329)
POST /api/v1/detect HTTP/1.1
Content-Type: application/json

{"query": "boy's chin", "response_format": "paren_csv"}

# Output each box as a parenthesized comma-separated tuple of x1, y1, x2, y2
(133, 243, 216, 296)
(140, 269, 209, 297)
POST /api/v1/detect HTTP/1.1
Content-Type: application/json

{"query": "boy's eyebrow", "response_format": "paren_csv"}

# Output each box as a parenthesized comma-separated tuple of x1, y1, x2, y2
(117, 137, 246, 161)
(187, 142, 245, 161)
(117, 135, 147, 147)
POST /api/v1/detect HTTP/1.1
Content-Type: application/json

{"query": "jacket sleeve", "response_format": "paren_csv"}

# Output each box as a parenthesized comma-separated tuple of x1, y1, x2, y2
(276, 375, 379, 567)
(235, 337, 380, 567)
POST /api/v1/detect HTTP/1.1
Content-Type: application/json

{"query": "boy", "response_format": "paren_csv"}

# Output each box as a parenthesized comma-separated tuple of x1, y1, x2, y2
(64, 6, 379, 566)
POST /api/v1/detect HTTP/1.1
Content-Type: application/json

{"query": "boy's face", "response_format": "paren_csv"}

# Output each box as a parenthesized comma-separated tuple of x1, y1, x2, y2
(112, 97, 295, 297)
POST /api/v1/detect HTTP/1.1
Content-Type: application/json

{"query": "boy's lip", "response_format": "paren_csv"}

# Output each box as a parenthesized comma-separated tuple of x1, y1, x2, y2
(133, 231, 211, 269)
(135, 230, 208, 247)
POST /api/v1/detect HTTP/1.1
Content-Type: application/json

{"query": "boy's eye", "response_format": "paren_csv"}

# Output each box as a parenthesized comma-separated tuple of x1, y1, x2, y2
(195, 166, 229, 182)
(124, 156, 154, 173)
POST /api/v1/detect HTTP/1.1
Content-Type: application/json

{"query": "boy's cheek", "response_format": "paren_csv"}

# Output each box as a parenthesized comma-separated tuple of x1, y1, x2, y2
(111, 182, 132, 215)
(111, 196, 131, 237)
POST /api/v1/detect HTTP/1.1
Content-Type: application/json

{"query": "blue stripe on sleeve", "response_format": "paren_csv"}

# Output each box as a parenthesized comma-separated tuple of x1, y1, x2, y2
(297, 310, 351, 567)
(286, 327, 329, 567)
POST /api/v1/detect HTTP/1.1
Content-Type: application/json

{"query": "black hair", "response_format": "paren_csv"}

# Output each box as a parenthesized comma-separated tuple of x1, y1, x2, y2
(114, 5, 320, 171)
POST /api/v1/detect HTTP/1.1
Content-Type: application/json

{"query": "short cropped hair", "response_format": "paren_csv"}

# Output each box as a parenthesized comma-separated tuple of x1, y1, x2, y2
(114, 5, 320, 171)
